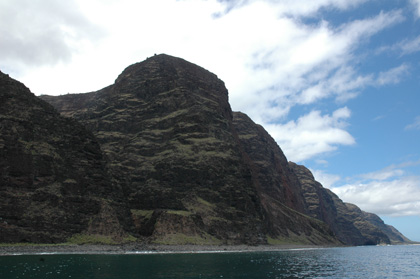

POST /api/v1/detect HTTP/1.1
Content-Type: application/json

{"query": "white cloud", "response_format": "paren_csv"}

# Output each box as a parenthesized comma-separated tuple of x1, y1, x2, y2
(360, 167, 405, 181)
(331, 162, 420, 216)
(400, 36, 420, 55)
(233, 9, 404, 123)
(311, 169, 341, 189)
(266, 107, 355, 162)
(372, 115, 385, 121)
(6, 1, 403, 99)
(0, 0, 104, 69)
(376, 64, 409, 85)
(0, 0, 409, 162)
(411, 0, 420, 18)
(377, 35, 420, 56)
(331, 176, 420, 216)
(297, 66, 373, 104)
(336, 10, 404, 41)
(308, 160, 420, 218)
(218, 0, 369, 17)
(405, 116, 420, 131)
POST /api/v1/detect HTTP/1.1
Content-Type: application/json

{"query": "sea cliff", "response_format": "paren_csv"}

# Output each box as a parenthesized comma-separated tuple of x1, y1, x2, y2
(0, 54, 409, 246)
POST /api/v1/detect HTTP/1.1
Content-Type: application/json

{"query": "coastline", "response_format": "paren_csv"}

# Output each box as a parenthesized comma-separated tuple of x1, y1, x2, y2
(0, 243, 328, 256)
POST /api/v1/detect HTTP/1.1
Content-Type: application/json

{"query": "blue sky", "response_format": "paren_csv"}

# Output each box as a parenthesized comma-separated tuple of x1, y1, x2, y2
(1, 0, 419, 241)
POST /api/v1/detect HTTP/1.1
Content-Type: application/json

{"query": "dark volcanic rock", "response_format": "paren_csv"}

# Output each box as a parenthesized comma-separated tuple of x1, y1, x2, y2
(289, 162, 409, 245)
(232, 112, 338, 244)
(0, 71, 131, 243)
(42, 54, 267, 244)
(289, 162, 366, 245)
(232, 112, 305, 212)
(41, 54, 338, 245)
(5, 54, 408, 246)
(361, 209, 410, 244)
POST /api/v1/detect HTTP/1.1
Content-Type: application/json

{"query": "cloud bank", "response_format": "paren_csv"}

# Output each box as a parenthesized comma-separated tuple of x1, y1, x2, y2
(0, 0, 410, 163)
(411, 0, 420, 17)
(329, 162, 420, 217)
(0, 0, 104, 71)
(266, 107, 355, 162)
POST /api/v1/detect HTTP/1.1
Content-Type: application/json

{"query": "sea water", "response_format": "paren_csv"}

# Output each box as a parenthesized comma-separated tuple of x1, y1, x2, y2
(1, 245, 419, 278)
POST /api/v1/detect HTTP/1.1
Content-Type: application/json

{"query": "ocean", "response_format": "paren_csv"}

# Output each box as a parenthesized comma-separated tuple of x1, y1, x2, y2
(1, 245, 419, 278)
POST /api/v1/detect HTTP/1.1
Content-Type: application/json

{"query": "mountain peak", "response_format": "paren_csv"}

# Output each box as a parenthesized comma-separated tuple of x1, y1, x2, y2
(115, 53, 221, 88)
(3, 55, 411, 245)
(107, 53, 233, 126)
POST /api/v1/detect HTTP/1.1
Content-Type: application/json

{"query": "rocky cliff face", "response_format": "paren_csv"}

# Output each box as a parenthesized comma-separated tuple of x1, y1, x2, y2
(41, 55, 266, 244)
(0, 71, 131, 243)
(361, 210, 411, 244)
(2, 54, 410, 246)
(232, 112, 337, 244)
(289, 162, 409, 245)
(40, 54, 338, 245)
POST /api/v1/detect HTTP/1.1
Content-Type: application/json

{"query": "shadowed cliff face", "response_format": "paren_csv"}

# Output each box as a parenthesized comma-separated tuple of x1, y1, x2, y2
(289, 162, 409, 245)
(4, 54, 410, 245)
(0, 71, 131, 243)
(361, 211, 411, 243)
(41, 54, 339, 245)
(42, 55, 267, 244)
(232, 112, 305, 212)
(232, 112, 338, 244)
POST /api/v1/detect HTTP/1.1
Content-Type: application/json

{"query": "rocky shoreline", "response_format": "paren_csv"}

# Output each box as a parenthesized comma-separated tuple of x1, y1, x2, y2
(0, 243, 329, 256)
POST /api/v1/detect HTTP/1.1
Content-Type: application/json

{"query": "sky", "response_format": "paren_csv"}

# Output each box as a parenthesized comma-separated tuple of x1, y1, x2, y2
(1, 0, 419, 241)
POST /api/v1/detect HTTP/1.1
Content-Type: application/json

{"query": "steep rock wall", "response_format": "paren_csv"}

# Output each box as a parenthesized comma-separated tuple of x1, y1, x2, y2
(0, 71, 131, 243)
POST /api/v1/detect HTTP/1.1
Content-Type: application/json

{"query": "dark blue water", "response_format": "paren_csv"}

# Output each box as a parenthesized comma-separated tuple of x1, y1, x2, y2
(1, 245, 419, 278)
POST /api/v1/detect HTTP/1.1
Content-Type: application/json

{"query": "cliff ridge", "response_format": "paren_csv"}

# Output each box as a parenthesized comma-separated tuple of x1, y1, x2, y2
(0, 54, 410, 246)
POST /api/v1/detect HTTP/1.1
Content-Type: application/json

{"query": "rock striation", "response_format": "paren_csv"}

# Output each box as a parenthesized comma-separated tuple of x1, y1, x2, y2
(232, 112, 337, 244)
(1, 54, 411, 245)
(42, 55, 266, 244)
(0, 71, 132, 243)
(289, 162, 409, 245)
(41, 54, 338, 245)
